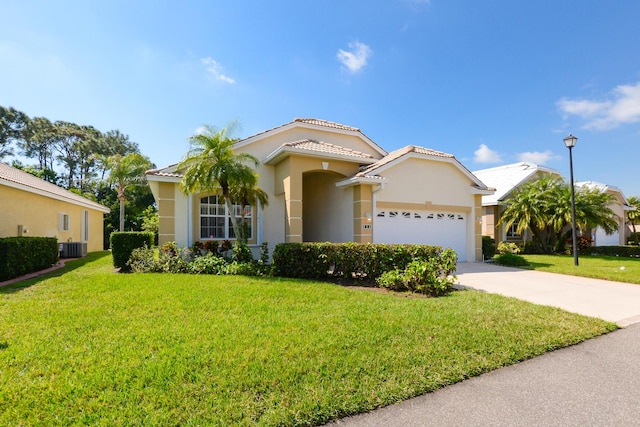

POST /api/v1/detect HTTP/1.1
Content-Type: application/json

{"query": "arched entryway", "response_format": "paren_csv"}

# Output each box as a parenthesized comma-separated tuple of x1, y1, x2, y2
(302, 171, 353, 242)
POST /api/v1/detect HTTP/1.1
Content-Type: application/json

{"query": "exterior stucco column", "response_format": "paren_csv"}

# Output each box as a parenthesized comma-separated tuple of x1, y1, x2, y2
(353, 185, 373, 243)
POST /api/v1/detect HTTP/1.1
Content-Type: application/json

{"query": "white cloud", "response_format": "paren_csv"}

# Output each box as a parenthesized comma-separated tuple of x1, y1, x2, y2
(201, 57, 235, 84)
(517, 150, 558, 165)
(337, 41, 372, 73)
(557, 81, 640, 130)
(474, 144, 502, 163)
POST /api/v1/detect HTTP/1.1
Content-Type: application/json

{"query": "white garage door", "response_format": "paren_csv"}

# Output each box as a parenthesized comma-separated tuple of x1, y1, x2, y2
(373, 210, 467, 261)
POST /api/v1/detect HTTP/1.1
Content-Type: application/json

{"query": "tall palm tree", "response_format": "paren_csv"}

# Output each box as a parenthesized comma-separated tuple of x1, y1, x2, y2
(105, 153, 153, 231)
(499, 176, 617, 253)
(627, 196, 640, 234)
(178, 122, 267, 241)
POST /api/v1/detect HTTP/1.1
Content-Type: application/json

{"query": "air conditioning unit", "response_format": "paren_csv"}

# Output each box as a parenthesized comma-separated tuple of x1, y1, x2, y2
(60, 242, 88, 258)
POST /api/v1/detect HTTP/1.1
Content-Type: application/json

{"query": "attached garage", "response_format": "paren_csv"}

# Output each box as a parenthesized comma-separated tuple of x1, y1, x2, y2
(374, 210, 468, 261)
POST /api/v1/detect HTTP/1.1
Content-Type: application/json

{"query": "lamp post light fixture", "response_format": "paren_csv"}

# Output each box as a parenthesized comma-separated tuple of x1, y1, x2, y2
(563, 134, 579, 266)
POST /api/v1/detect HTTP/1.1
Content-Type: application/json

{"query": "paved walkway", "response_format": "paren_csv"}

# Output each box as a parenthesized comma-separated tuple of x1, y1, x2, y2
(454, 262, 640, 327)
(328, 263, 640, 426)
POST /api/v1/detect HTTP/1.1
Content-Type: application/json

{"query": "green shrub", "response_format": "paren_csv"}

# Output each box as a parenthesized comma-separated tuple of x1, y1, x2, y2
(497, 241, 521, 254)
(271, 242, 442, 283)
(581, 245, 640, 257)
(232, 240, 254, 263)
(494, 252, 529, 267)
(628, 233, 640, 246)
(0, 237, 59, 281)
(482, 236, 496, 259)
(376, 248, 457, 296)
(110, 232, 154, 272)
(187, 253, 229, 274)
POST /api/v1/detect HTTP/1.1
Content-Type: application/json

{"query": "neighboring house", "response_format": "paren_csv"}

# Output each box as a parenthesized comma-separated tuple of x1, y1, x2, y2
(146, 118, 494, 262)
(0, 162, 110, 254)
(472, 162, 563, 244)
(576, 181, 635, 246)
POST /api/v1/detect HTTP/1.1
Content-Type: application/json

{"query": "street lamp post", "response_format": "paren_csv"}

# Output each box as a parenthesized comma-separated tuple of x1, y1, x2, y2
(563, 134, 579, 266)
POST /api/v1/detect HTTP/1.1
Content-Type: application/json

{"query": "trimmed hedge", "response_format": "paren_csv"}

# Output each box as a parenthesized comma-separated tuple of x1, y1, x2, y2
(272, 242, 442, 283)
(482, 236, 496, 259)
(581, 245, 640, 257)
(0, 237, 59, 282)
(110, 232, 154, 272)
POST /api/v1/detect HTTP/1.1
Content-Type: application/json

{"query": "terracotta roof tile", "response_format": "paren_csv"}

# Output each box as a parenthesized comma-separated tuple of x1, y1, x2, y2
(357, 145, 453, 177)
(146, 164, 183, 178)
(284, 139, 374, 159)
(0, 162, 109, 212)
(292, 118, 361, 132)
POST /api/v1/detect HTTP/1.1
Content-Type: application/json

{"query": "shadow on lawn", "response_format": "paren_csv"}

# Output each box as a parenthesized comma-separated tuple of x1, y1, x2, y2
(0, 251, 110, 294)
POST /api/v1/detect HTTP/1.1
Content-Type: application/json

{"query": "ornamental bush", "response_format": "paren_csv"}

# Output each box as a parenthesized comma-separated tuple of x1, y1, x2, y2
(482, 236, 496, 259)
(110, 232, 154, 272)
(494, 252, 528, 267)
(376, 248, 458, 296)
(271, 242, 443, 284)
(0, 237, 59, 281)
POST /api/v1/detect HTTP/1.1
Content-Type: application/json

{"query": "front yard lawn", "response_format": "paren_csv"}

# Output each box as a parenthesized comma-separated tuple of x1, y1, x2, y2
(521, 254, 640, 284)
(0, 252, 616, 426)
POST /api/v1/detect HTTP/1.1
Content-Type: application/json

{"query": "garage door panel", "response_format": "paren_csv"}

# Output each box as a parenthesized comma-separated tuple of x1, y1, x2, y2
(373, 210, 467, 261)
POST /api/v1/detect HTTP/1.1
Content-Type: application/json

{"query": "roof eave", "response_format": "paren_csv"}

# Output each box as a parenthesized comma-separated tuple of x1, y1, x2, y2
(264, 146, 378, 166)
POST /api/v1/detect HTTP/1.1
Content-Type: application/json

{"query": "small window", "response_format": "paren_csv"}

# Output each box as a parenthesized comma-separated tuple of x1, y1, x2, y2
(507, 222, 521, 239)
(58, 213, 70, 231)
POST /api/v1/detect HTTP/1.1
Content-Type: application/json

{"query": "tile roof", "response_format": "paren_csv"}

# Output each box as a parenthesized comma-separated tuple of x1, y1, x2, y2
(146, 163, 183, 178)
(292, 118, 361, 132)
(472, 162, 562, 205)
(357, 145, 454, 177)
(282, 139, 375, 160)
(0, 162, 110, 212)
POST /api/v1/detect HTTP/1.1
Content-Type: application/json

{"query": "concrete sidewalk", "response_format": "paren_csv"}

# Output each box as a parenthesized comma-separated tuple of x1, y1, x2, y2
(454, 262, 640, 327)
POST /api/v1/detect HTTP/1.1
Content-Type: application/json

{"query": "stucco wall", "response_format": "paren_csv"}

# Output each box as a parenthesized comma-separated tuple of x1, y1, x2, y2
(374, 157, 482, 262)
(0, 185, 105, 252)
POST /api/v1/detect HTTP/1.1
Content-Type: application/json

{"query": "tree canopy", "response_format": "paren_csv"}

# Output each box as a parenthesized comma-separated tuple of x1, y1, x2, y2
(498, 176, 618, 253)
(178, 121, 267, 241)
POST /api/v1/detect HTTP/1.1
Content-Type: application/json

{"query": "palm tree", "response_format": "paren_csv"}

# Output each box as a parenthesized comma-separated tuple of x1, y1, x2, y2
(499, 176, 617, 253)
(178, 121, 267, 241)
(627, 196, 640, 234)
(105, 153, 153, 231)
(230, 182, 269, 241)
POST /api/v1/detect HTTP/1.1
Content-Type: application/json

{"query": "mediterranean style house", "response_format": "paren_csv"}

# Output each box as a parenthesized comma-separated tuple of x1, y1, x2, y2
(473, 162, 635, 247)
(576, 181, 634, 246)
(473, 162, 562, 244)
(146, 118, 494, 262)
(0, 162, 110, 253)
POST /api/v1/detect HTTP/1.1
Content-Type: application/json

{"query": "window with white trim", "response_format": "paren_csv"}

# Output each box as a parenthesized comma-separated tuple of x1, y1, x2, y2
(506, 222, 521, 239)
(82, 210, 89, 241)
(58, 213, 70, 231)
(199, 195, 252, 240)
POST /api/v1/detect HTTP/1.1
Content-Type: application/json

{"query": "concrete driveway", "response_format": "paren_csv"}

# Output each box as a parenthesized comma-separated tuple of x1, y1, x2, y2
(455, 262, 640, 327)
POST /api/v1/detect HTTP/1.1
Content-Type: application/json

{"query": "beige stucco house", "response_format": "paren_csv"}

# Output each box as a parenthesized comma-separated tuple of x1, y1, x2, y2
(146, 118, 493, 262)
(0, 162, 110, 254)
(473, 162, 563, 244)
(576, 181, 635, 246)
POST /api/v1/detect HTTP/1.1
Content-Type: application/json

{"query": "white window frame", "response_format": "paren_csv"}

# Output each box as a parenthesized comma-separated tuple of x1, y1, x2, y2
(199, 195, 253, 240)
(81, 210, 89, 242)
(58, 213, 70, 231)
(506, 222, 522, 239)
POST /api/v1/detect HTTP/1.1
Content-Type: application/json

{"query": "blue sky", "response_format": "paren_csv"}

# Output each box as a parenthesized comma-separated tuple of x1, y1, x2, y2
(2, 1, 640, 197)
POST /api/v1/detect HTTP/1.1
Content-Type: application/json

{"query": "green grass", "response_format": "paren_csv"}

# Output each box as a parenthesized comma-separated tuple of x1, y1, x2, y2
(521, 254, 640, 284)
(0, 252, 616, 426)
